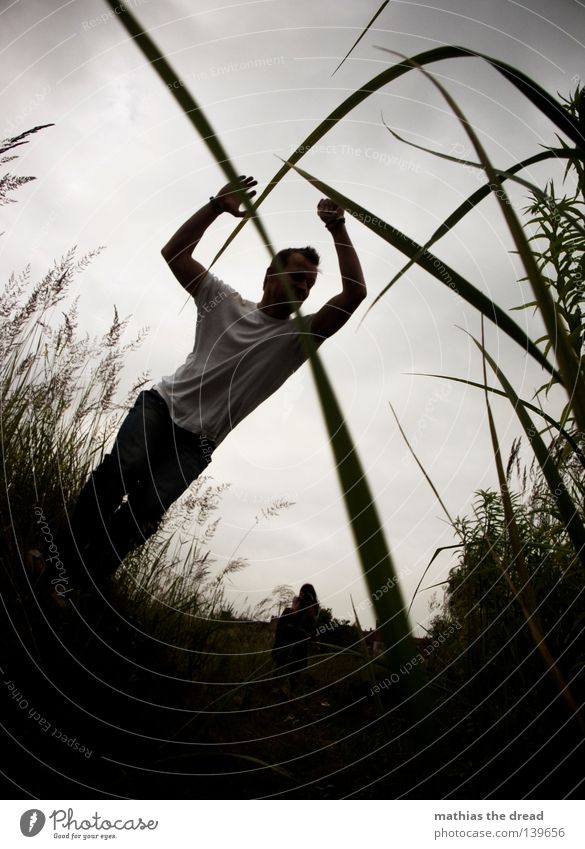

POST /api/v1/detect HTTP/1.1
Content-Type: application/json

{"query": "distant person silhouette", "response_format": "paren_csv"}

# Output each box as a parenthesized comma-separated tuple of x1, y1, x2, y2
(272, 583, 320, 683)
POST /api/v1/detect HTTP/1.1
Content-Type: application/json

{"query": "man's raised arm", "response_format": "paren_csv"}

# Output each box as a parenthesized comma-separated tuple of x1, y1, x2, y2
(161, 175, 257, 296)
(310, 199, 367, 339)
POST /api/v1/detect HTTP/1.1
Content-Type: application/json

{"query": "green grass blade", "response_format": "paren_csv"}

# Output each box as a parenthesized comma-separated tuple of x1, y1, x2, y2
(383, 125, 585, 236)
(470, 334, 585, 570)
(103, 0, 273, 253)
(209, 46, 492, 267)
(411, 371, 585, 468)
(303, 343, 427, 704)
(385, 125, 584, 175)
(389, 402, 455, 524)
(331, 0, 391, 77)
(376, 46, 584, 146)
(211, 46, 583, 266)
(478, 321, 542, 618)
(379, 149, 582, 300)
(394, 50, 585, 434)
(284, 159, 558, 379)
(408, 545, 459, 615)
(419, 579, 451, 592)
(350, 595, 388, 723)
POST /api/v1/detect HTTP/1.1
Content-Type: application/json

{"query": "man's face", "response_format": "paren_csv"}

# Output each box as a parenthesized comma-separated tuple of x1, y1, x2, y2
(268, 252, 318, 306)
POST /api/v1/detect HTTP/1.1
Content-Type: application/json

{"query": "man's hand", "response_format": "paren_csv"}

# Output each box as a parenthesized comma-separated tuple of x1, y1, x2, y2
(317, 197, 344, 226)
(215, 175, 257, 217)
(161, 175, 258, 296)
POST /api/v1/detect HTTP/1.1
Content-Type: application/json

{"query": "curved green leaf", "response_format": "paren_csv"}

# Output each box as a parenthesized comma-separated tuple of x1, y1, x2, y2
(102, 0, 273, 254)
(210, 46, 507, 267)
(408, 546, 460, 615)
(393, 50, 585, 436)
(332, 0, 391, 77)
(411, 371, 585, 468)
(382, 126, 585, 237)
(389, 402, 454, 524)
(376, 46, 584, 147)
(210, 46, 583, 267)
(284, 158, 558, 378)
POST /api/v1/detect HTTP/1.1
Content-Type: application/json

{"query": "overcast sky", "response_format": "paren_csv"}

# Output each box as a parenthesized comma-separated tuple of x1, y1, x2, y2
(1, 0, 583, 628)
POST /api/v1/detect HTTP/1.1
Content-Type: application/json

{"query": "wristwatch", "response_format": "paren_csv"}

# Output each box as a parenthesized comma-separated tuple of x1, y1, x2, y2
(325, 216, 346, 231)
(209, 195, 226, 213)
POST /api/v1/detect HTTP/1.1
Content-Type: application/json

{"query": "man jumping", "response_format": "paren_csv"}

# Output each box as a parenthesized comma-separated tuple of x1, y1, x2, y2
(51, 176, 366, 593)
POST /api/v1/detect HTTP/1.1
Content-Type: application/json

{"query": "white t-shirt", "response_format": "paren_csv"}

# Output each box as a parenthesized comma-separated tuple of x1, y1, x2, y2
(156, 272, 321, 445)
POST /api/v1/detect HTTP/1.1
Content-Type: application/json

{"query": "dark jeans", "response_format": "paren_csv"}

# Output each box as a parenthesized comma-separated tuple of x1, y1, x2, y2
(64, 389, 214, 581)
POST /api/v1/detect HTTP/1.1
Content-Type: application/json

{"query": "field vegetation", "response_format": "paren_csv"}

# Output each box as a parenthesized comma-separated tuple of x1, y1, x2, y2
(0, 8, 583, 796)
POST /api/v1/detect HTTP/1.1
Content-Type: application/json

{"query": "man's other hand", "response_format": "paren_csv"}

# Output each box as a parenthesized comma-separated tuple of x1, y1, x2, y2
(317, 197, 344, 225)
(215, 175, 257, 217)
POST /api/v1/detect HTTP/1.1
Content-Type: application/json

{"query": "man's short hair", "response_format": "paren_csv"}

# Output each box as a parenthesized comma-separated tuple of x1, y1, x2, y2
(272, 246, 320, 270)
